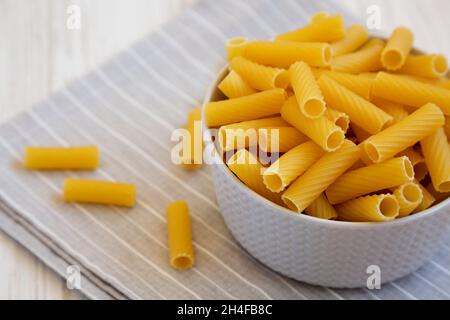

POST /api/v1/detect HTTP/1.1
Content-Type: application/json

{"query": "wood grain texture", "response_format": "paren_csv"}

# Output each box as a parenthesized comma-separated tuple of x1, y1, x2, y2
(0, 0, 449, 299)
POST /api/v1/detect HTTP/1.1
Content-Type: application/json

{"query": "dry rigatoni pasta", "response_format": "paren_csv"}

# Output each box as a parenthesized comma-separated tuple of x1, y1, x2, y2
(166, 201, 194, 270)
(24, 146, 99, 170)
(397, 147, 428, 181)
(331, 24, 369, 56)
(372, 98, 409, 125)
(381, 27, 414, 70)
(336, 194, 399, 222)
(218, 117, 288, 152)
(331, 39, 384, 74)
(181, 107, 203, 169)
(281, 96, 345, 151)
(218, 70, 257, 99)
(426, 183, 450, 203)
(421, 127, 450, 193)
(414, 181, 436, 212)
(275, 15, 345, 42)
(326, 156, 414, 204)
(242, 41, 332, 68)
(230, 56, 289, 91)
(318, 75, 393, 134)
(304, 193, 338, 220)
(262, 141, 325, 193)
(395, 54, 448, 79)
(314, 70, 373, 100)
(392, 182, 423, 217)
(290, 61, 326, 119)
(444, 116, 450, 140)
(350, 123, 371, 143)
(205, 89, 286, 127)
(225, 37, 249, 61)
(258, 127, 309, 153)
(325, 108, 350, 132)
(227, 149, 283, 205)
(282, 140, 360, 212)
(371, 72, 450, 115)
(362, 103, 445, 163)
(310, 12, 329, 24)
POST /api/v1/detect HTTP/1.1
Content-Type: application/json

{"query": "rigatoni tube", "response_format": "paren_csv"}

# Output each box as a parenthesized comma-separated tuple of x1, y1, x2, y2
(337, 194, 399, 222)
(24, 146, 99, 170)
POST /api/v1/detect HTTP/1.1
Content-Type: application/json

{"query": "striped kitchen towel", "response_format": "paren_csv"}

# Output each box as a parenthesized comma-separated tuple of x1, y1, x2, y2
(1, 0, 450, 299)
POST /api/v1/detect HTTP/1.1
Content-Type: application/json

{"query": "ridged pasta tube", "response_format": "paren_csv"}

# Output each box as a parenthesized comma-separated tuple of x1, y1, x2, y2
(282, 140, 360, 212)
(275, 15, 345, 42)
(395, 54, 448, 79)
(336, 194, 399, 222)
(421, 127, 450, 192)
(225, 37, 249, 61)
(230, 56, 289, 91)
(290, 61, 326, 119)
(362, 103, 445, 163)
(218, 70, 257, 99)
(262, 141, 325, 192)
(305, 193, 338, 220)
(326, 156, 414, 204)
(281, 96, 345, 151)
(397, 147, 428, 181)
(445, 116, 450, 140)
(24, 146, 99, 170)
(166, 201, 194, 270)
(205, 89, 286, 127)
(314, 70, 373, 100)
(381, 27, 414, 71)
(181, 107, 203, 169)
(331, 24, 369, 56)
(258, 127, 309, 153)
(331, 39, 384, 74)
(372, 98, 409, 125)
(414, 181, 436, 212)
(318, 75, 393, 134)
(325, 108, 350, 132)
(392, 182, 423, 217)
(242, 41, 332, 68)
(372, 72, 450, 115)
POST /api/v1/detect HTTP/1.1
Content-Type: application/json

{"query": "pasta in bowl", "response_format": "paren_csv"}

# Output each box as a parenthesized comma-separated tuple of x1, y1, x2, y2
(201, 13, 450, 288)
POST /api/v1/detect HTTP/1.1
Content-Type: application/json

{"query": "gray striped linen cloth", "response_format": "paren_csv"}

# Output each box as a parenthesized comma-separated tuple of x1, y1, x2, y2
(0, 0, 449, 300)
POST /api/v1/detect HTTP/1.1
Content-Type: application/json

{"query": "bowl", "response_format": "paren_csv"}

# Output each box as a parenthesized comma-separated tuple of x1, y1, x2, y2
(202, 66, 450, 288)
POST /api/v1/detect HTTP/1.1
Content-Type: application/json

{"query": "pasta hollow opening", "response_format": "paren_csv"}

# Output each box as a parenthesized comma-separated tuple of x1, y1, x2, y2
(402, 184, 422, 204)
(383, 50, 403, 70)
(302, 99, 325, 118)
(365, 142, 380, 162)
(172, 256, 193, 270)
(283, 197, 300, 212)
(335, 116, 349, 132)
(402, 157, 414, 180)
(263, 174, 283, 193)
(326, 130, 345, 151)
(274, 70, 290, 89)
(378, 196, 399, 218)
(434, 55, 448, 75)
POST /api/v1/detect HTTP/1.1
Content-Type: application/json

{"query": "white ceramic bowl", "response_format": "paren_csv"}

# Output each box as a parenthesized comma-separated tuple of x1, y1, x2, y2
(202, 66, 450, 288)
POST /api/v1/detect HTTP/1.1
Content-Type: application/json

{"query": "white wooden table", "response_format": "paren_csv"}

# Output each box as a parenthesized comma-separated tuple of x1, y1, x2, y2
(1, 0, 449, 299)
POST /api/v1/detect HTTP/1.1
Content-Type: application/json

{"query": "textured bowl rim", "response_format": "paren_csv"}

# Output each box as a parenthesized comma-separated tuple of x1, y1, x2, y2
(202, 66, 450, 230)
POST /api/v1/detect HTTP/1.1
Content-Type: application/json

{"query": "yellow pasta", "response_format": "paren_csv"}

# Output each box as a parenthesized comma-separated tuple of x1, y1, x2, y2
(350, 123, 371, 143)
(331, 39, 384, 74)
(282, 140, 360, 212)
(395, 54, 448, 79)
(426, 183, 450, 203)
(314, 70, 373, 100)
(372, 98, 409, 125)
(24, 146, 99, 170)
(230, 56, 289, 91)
(371, 72, 450, 115)
(225, 37, 249, 61)
(275, 15, 345, 42)
(392, 182, 423, 217)
(218, 117, 288, 152)
(310, 12, 330, 24)
(63, 179, 136, 207)
(281, 96, 345, 151)
(166, 201, 194, 270)
(318, 74, 393, 134)
(304, 193, 338, 220)
(414, 181, 436, 212)
(336, 194, 399, 222)
(420, 127, 450, 192)
(331, 24, 369, 56)
(205, 89, 286, 127)
(290, 61, 326, 119)
(227, 149, 283, 205)
(397, 147, 428, 181)
(181, 107, 203, 170)
(218, 70, 257, 99)
(242, 41, 332, 68)
(440, 80, 450, 90)
(444, 116, 450, 141)
(362, 103, 445, 163)
(258, 127, 309, 153)
(381, 27, 414, 71)
(262, 141, 325, 192)
(326, 156, 414, 204)
(325, 108, 350, 132)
